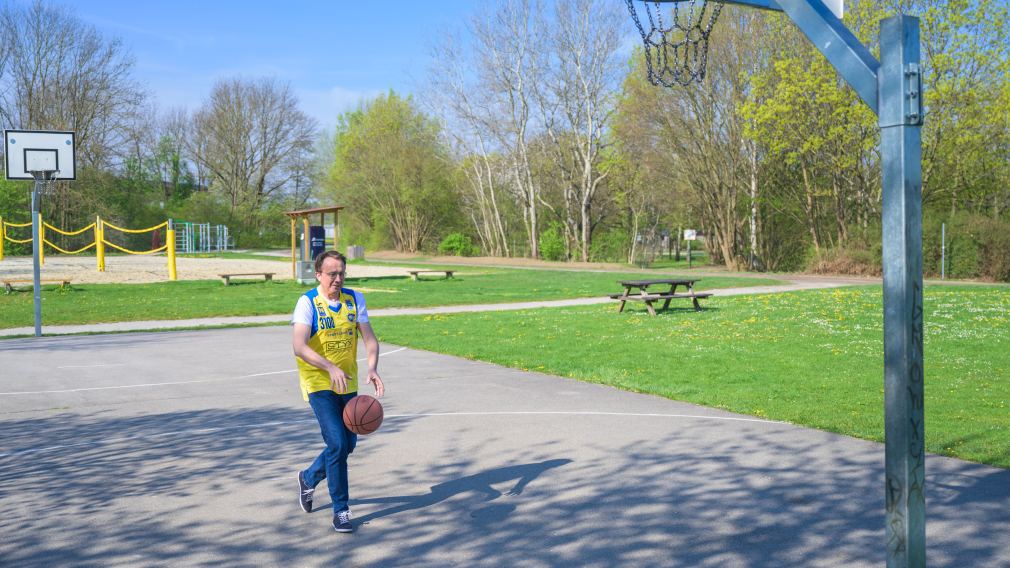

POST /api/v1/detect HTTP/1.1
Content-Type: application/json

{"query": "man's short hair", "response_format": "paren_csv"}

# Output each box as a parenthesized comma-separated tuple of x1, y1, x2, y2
(314, 250, 347, 272)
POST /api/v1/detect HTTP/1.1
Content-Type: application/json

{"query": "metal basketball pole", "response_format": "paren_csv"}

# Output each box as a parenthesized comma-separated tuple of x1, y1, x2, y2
(753, 5, 926, 565)
(629, 1, 926, 564)
(30, 175, 44, 337)
(879, 16, 925, 567)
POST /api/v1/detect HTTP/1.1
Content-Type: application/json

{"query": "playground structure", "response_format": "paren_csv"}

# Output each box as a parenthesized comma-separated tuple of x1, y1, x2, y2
(173, 221, 233, 254)
(0, 215, 177, 280)
(284, 205, 344, 281)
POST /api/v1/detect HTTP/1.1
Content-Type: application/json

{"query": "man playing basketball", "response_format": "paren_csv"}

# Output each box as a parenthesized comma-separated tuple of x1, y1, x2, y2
(291, 250, 384, 533)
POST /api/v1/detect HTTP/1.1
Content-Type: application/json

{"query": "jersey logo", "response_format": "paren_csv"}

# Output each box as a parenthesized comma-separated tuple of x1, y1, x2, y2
(348, 313, 357, 323)
(325, 338, 353, 352)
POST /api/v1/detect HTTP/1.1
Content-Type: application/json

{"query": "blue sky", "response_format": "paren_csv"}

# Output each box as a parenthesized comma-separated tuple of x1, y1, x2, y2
(68, 0, 477, 130)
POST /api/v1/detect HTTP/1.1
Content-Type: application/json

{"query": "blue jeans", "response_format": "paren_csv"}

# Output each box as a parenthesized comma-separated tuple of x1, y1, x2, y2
(303, 390, 357, 513)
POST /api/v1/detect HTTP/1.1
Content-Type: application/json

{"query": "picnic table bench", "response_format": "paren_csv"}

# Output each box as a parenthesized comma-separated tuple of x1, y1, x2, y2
(219, 272, 275, 286)
(610, 278, 712, 316)
(3, 278, 72, 294)
(407, 270, 455, 281)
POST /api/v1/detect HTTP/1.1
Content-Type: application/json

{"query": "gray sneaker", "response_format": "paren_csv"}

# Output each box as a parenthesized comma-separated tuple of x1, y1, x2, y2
(298, 471, 313, 513)
(333, 509, 353, 533)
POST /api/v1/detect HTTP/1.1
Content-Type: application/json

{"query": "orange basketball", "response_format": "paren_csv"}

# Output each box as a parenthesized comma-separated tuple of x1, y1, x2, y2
(342, 395, 383, 435)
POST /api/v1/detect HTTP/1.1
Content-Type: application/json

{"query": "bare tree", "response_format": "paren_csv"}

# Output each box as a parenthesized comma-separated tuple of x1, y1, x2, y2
(536, 0, 625, 261)
(0, 1, 145, 169)
(156, 107, 201, 201)
(469, 0, 547, 258)
(189, 78, 316, 226)
(427, 30, 514, 256)
(619, 9, 775, 270)
(0, 0, 146, 232)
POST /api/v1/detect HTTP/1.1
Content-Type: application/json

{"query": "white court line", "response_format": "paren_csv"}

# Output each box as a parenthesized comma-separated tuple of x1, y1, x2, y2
(56, 363, 127, 369)
(0, 410, 784, 459)
(0, 347, 408, 396)
(402, 411, 783, 424)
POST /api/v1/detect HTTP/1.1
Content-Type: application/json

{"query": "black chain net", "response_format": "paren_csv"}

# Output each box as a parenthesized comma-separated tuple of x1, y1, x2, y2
(625, 0, 724, 87)
(30, 171, 60, 197)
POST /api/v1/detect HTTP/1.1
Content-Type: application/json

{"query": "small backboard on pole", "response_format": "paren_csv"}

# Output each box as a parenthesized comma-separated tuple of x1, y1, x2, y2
(3, 129, 77, 338)
(4, 130, 77, 180)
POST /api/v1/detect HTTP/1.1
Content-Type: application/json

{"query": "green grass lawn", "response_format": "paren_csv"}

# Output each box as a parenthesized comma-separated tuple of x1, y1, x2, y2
(0, 269, 781, 328)
(372, 285, 1010, 468)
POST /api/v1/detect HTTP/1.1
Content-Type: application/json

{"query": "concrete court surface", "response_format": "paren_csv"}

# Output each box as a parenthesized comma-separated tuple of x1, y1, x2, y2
(1, 327, 1008, 567)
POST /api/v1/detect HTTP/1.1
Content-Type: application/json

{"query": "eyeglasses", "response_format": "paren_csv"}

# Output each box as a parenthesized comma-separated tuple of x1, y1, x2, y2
(320, 271, 345, 279)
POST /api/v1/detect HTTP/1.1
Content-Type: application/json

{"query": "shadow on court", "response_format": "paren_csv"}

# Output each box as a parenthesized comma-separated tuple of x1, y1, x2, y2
(2, 404, 1008, 567)
(348, 458, 572, 523)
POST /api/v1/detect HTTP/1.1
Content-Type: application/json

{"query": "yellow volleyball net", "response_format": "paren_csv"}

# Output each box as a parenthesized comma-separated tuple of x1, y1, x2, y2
(98, 219, 176, 279)
(0, 215, 177, 280)
(0, 217, 33, 262)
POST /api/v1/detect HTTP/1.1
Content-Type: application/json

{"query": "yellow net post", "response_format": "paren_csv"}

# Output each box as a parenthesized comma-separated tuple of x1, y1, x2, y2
(0, 217, 5, 262)
(38, 213, 45, 265)
(96, 216, 105, 271)
(290, 217, 296, 278)
(301, 217, 310, 264)
(167, 224, 177, 281)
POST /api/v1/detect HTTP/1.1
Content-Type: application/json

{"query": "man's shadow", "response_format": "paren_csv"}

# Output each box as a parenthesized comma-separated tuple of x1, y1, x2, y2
(347, 459, 572, 524)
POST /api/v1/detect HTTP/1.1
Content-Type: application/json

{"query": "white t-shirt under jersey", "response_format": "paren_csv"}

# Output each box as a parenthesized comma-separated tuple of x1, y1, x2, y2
(291, 287, 370, 327)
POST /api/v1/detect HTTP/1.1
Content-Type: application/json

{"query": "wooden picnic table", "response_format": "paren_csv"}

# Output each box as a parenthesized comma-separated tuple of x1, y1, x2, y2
(609, 278, 712, 316)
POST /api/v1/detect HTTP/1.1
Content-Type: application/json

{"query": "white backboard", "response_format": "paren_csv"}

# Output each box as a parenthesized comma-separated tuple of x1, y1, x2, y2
(684, 229, 698, 241)
(683, 1, 844, 20)
(824, 0, 844, 19)
(3, 130, 76, 180)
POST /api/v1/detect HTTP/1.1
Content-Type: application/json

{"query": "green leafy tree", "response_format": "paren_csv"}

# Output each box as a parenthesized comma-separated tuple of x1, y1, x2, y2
(740, 21, 878, 253)
(326, 92, 456, 253)
(190, 78, 316, 236)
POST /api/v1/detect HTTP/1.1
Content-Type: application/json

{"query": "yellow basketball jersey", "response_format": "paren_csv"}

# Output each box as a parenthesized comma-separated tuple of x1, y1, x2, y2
(295, 287, 359, 400)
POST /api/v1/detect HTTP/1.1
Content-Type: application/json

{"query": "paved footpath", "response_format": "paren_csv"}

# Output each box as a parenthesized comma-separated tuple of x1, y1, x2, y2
(0, 279, 855, 338)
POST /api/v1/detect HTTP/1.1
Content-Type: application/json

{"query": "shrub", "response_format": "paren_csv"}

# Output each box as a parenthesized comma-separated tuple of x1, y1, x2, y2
(807, 244, 882, 276)
(437, 232, 479, 256)
(968, 217, 1010, 281)
(539, 223, 567, 261)
(589, 228, 630, 263)
(924, 213, 1010, 282)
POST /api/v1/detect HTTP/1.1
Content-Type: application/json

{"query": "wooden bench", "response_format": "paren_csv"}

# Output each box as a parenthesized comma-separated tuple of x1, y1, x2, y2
(219, 272, 275, 286)
(3, 279, 72, 294)
(407, 270, 455, 281)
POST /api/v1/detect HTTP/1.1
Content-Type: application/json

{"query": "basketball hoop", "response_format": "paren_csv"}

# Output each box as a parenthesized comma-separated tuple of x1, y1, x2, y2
(625, 0, 724, 87)
(29, 170, 60, 197)
(3, 129, 76, 338)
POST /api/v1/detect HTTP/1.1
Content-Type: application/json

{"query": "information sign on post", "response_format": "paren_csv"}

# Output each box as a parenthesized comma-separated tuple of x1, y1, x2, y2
(683, 229, 696, 268)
